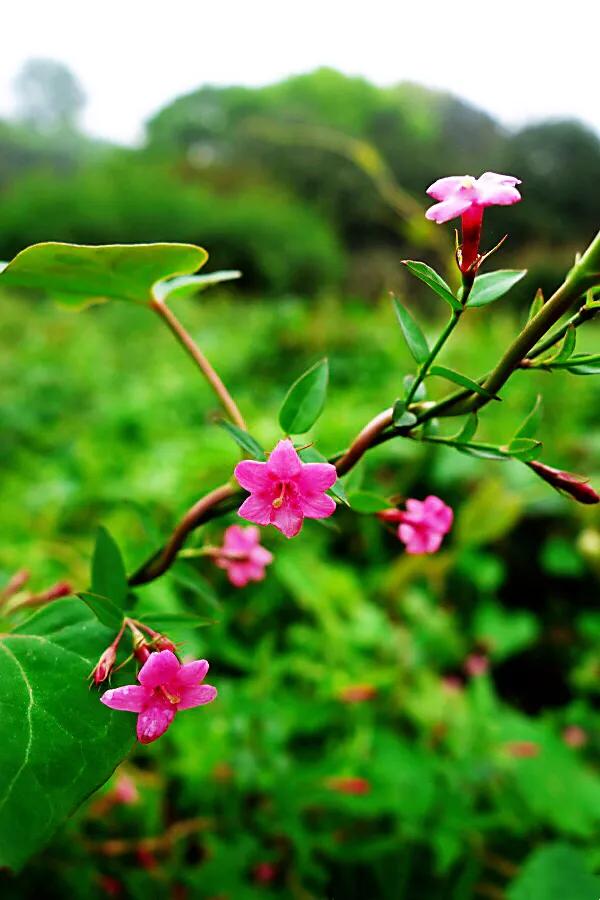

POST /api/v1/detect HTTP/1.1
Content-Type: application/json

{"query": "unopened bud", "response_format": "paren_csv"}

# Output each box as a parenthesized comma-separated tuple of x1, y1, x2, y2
(528, 461, 599, 505)
(154, 635, 178, 653)
(338, 683, 377, 703)
(326, 776, 371, 795)
(376, 508, 404, 524)
(43, 580, 73, 601)
(92, 644, 117, 685)
(1, 569, 31, 601)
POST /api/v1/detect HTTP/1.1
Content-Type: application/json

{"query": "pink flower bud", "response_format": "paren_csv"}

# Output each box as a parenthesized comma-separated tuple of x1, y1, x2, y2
(253, 862, 277, 885)
(44, 580, 73, 600)
(528, 461, 599, 505)
(337, 683, 378, 703)
(504, 740, 540, 758)
(326, 776, 371, 795)
(464, 653, 489, 678)
(112, 773, 139, 805)
(562, 725, 588, 748)
(154, 635, 178, 653)
(0, 568, 31, 601)
(93, 644, 118, 685)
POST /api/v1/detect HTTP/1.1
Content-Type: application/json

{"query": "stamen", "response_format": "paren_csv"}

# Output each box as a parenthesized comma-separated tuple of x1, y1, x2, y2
(160, 686, 181, 705)
(272, 483, 286, 509)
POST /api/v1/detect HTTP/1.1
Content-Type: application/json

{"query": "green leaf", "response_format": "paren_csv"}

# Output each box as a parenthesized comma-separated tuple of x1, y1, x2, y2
(455, 444, 509, 461)
(279, 358, 329, 434)
(152, 270, 241, 303)
(429, 365, 498, 399)
(552, 324, 577, 363)
(0, 601, 134, 871)
(466, 269, 527, 308)
(136, 612, 215, 630)
(217, 420, 266, 460)
(347, 491, 391, 513)
(505, 437, 543, 461)
(402, 260, 462, 312)
(507, 844, 600, 900)
(452, 413, 478, 443)
(392, 296, 429, 364)
(0, 242, 208, 308)
(392, 400, 418, 428)
(513, 395, 542, 440)
(169, 562, 220, 611)
(566, 359, 600, 375)
(403, 374, 427, 401)
(91, 526, 128, 609)
(527, 288, 545, 320)
(78, 592, 124, 630)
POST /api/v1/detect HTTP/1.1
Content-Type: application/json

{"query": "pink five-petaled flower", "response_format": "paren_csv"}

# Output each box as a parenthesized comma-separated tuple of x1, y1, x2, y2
(100, 650, 217, 744)
(214, 524, 274, 587)
(378, 495, 453, 554)
(425, 172, 521, 272)
(234, 439, 337, 538)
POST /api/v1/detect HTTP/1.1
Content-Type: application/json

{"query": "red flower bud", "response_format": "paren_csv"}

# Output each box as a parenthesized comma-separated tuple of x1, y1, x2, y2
(338, 683, 377, 703)
(44, 580, 73, 600)
(504, 740, 540, 759)
(253, 862, 277, 885)
(154, 635, 178, 653)
(92, 644, 117, 685)
(326, 776, 371, 795)
(1, 569, 31, 601)
(528, 461, 599, 505)
(376, 508, 404, 524)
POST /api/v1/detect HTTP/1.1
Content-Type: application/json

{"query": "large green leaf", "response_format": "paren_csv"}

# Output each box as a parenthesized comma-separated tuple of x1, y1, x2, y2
(0, 242, 208, 308)
(0, 600, 134, 872)
(91, 526, 128, 609)
(508, 844, 600, 900)
(466, 269, 527, 308)
(279, 358, 329, 434)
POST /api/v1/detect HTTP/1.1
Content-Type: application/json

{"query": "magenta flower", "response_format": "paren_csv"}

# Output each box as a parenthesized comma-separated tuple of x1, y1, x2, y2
(425, 172, 521, 272)
(379, 495, 453, 554)
(214, 525, 274, 587)
(234, 439, 337, 538)
(100, 649, 217, 744)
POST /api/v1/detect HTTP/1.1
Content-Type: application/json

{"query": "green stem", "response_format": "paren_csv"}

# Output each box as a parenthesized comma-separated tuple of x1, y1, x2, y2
(524, 302, 598, 363)
(405, 309, 462, 406)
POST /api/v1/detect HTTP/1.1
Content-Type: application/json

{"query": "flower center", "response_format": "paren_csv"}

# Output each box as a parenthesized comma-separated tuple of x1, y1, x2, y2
(159, 686, 181, 705)
(461, 175, 476, 189)
(272, 482, 287, 509)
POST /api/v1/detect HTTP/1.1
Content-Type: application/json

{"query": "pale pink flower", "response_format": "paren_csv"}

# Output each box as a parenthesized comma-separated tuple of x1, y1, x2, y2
(464, 653, 489, 678)
(100, 649, 217, 744)
(234, 439, 337, 538)
(562, 725, 588, 748)
(112, 773, 139, 805)
(214, 525, 273, 587)
(425, 172, 521, 271)
(378, 495, 453, 554)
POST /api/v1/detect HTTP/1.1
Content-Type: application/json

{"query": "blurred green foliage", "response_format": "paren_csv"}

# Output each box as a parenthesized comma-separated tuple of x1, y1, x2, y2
(1, 62, 599, 898)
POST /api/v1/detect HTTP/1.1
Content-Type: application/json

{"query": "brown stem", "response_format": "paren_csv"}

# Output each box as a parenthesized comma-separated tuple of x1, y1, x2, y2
(129, 483, 241, 586)
(151, 298, 246, 430)
(334, 408, 394, 476)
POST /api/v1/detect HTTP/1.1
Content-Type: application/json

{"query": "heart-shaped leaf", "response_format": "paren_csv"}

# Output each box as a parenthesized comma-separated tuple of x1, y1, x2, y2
(402, 260, 462, 312)
(279, 358, 329, 435)
(0, 601, 134, 872)
(466, 269, 527, 308)
(0, 242, 208, 308)
(392, 297, 429, 364)
(153, 270, 241, 303)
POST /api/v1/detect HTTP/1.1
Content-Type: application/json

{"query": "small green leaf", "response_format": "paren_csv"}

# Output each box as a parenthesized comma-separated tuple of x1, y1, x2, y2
(392, 296, 429, 364)
(454, 413, 479, 443)
(153, 270, 241, 303)
(0, 242, 208, 307)
(527, 288, 545, 321)
(553, 324, 577, 362)
(513, 395, 542, 440)
(78, 591, 124, 630)
(456, 444, 509, 461)
(347, 491, 391, 513)
(429, 365, 498, 399)
(279, 358, 329, 434)
(402, 260, 462, 312)
(91, 526, 128, 609)
(506, 437, 543, 461)
(392, 400, 418, 428)
(566, 359, 600, 375)
(466, 269, 527, 308)
(218, 420, 266, 460)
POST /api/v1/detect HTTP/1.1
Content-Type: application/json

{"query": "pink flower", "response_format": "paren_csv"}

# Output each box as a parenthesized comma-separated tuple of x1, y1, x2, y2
(378, 495, 453, 554)
(425, 172, 521, 272)
(464, 653, 489, 678)
(562, 725, 588, 748)
(100, 649, 217, 744)
(234, 439, 337, 538)
(214, 525, 273, 587)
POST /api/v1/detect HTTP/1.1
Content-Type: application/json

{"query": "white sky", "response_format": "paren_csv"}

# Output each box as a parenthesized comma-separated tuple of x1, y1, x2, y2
(1, 1, 597, 145)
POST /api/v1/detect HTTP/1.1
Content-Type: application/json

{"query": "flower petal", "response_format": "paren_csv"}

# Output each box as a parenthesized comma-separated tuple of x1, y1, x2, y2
(227, 563, 251, 587)
(136, 699, 176, 744)
(267, 439, 302, 479)
(426, 175, 469, 200)
(238, 493, 273, 526)
(234, 460, 272, 493)
(297, 462, 338, 493)
(270, 502, 304, 538)
(175, 659, 209, 686)
(178, 684, 218, 710)
(250, 545, 274, 566)
(101, 684, 149, 713)
(138, 649, 180, 689)
(299, 492, 337, 519)
(425, 195, 474, 224)
(477, 171, 521, 187)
